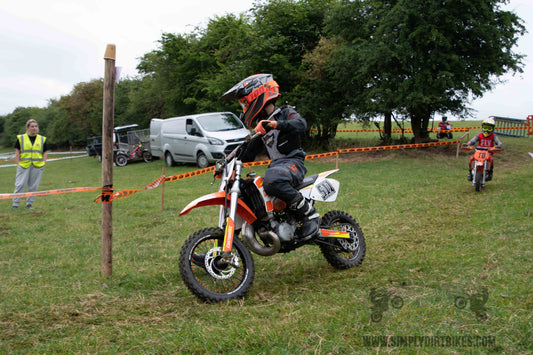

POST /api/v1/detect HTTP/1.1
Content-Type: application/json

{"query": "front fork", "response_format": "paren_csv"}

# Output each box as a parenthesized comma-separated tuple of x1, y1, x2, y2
(221, 162, 243, 253)
(471, 160, 488, 186)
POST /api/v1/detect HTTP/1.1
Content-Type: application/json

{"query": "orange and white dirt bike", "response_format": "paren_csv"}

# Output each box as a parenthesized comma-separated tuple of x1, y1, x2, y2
(461, 144, 502, 192)
(178, 132, 366, 302)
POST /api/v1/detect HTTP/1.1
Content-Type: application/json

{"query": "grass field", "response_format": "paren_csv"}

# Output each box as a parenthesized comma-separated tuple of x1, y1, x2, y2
(0, 124, 532, 354)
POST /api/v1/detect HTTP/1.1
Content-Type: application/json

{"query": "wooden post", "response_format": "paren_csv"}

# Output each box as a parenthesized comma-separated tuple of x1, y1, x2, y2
(101, 44, 116, 277)
(161, 166, 165, 211)
(456, 131, 470, 159)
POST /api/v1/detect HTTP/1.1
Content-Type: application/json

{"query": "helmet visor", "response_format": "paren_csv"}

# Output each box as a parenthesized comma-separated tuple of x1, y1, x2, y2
(241, 94, 266, 129)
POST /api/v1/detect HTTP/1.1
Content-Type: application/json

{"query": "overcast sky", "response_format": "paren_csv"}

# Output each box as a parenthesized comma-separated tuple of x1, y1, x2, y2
(1, 0, 531, 121)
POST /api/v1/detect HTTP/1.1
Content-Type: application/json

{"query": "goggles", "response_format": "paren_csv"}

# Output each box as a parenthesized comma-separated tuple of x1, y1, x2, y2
(482, 124, 494, 132)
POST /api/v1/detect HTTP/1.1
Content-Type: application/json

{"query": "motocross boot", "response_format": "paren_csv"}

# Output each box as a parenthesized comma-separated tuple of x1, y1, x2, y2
(486, 167, 493, 181)
(467, 168, 473, 181)
(288, 193, 320, 240)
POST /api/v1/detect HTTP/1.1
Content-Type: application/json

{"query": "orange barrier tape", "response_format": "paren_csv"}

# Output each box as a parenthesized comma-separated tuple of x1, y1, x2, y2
(94, 176, 167, 203)
(334, 126, 530, 133)
(331, 127, 479, 133)
(339, 139, 459, 154)
(0, 186, 102, 200)
(306, 151, 339, 160)
(244, 160, 271, 167)
(164, 166, 214, 183)
(99, 185, 114, 203)
(94, 168, 217, 203)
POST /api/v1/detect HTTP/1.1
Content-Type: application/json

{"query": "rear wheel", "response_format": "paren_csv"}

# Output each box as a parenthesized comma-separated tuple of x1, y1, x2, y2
(142, 150, 152, 163)
(179, 227, 255, 303)
(319, 210, 366, 269)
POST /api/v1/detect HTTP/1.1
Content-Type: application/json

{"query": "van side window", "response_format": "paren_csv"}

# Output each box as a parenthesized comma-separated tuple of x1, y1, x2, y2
(186, 119, 203, 137)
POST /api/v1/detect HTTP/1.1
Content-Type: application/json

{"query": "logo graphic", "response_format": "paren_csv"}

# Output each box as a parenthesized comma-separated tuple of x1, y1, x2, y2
(454, 287, 489, 322)
(369, 288, 404, 322)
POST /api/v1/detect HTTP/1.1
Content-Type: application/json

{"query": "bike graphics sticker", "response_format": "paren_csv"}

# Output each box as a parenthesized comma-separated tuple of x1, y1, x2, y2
(316, 180, 335, 200)
(310, 178, 340, 202)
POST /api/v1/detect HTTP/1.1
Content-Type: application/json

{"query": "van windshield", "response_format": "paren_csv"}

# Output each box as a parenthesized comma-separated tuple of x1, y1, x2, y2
(197, 113, 244, 132)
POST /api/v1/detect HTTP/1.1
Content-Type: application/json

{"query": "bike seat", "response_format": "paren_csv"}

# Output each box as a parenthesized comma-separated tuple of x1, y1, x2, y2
(296, 174, 318, 190)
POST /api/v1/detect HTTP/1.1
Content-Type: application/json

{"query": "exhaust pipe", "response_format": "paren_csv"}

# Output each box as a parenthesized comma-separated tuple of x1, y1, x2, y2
(242, 222, 280, 256)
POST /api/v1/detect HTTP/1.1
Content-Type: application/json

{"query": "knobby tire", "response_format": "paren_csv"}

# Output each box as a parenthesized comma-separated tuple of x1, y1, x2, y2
(179, 227, 255, 303)
(319, 210, 366, 269)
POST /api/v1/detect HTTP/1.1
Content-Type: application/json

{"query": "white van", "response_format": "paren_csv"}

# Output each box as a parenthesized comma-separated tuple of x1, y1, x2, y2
(150, 112, 250, 168)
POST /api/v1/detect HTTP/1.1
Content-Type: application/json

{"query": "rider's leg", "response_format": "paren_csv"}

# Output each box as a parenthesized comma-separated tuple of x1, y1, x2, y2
(287, 193, 320, 239)
(487, 155, 494, 181)
(467, 156, 474, 181)
(263, 159, 319, 239)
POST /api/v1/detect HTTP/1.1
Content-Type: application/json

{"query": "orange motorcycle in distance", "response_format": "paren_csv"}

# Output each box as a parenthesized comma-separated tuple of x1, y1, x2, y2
(461, 144, 502, 192)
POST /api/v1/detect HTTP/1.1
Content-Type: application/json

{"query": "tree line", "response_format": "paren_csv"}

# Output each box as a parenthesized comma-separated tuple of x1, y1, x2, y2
(0, 0, 525, 149)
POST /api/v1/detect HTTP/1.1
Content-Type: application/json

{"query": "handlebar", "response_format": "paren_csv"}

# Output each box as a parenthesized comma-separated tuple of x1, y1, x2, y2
(461, 144, 475, 151)
(224, 132, 262, 162)
(461, 144, 501, 153)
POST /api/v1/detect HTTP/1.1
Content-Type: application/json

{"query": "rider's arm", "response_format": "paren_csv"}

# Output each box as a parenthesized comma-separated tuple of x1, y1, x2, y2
(493, 135, 503, 149)
(276, 108, 307, 134)
(239, 138, 264, 163)
(467, 135, 479, 146)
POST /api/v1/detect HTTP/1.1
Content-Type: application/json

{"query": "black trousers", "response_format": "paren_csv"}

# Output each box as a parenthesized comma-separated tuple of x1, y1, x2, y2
(262, 157, 307, 203)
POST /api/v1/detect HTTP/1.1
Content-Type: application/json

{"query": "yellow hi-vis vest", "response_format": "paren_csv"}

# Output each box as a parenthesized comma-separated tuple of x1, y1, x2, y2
(18, 134, 46, 168)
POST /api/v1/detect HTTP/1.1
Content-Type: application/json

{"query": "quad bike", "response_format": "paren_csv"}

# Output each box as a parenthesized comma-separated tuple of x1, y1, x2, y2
(178, 132, 366, 302)
(115, 143, 152, 167)
(461, 144, 501, 192)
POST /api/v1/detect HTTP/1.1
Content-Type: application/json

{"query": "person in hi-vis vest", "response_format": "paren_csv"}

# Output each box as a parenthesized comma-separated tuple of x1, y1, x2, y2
(12, 119, 48, 210)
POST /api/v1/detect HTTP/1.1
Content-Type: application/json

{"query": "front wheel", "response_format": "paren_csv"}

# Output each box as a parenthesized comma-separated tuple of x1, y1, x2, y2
(319, 210, 366, 269)
(115, 153, 128, 167)
(179, 227, 255, 303)
(475, 169, 483, 192)
(196, 151, 209, 169)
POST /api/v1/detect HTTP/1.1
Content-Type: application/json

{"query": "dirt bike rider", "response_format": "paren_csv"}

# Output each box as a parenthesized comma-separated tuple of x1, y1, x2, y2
(464, 117, 503, 181)
(437, 116, 453, 139)
(220, 73, 320, 239)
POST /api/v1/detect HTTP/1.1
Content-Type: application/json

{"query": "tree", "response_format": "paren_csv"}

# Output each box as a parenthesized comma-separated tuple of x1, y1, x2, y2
(299, 36, 349, 141)
(1, 107, 47, 147)
(249, 0, 333, 104)
(327, 0, 526, 142)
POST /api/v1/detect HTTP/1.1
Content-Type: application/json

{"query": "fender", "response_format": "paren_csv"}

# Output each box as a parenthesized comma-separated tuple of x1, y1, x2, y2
(179, 191, 257, 224)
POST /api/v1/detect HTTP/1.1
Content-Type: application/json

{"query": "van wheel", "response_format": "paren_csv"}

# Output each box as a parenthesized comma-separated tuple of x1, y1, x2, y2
(196, 152, 209, 169)
(165, 152, 175, 167)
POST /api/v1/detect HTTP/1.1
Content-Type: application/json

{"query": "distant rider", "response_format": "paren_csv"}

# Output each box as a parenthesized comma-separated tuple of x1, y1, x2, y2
(437, 116, 453, 139)
(220, 74, 319, 239)
(465, 117, 502, 181)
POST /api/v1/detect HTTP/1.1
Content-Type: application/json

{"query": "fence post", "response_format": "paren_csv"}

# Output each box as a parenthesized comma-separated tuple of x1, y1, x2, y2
(161, 166, 165, 211)
(101, 44, 116, 277)
(456, 131, 470, 158)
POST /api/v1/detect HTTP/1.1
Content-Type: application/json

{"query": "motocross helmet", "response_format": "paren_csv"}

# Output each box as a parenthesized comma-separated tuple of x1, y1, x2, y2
(220, 73, 280, 129)
(481, 117, 495, 137)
